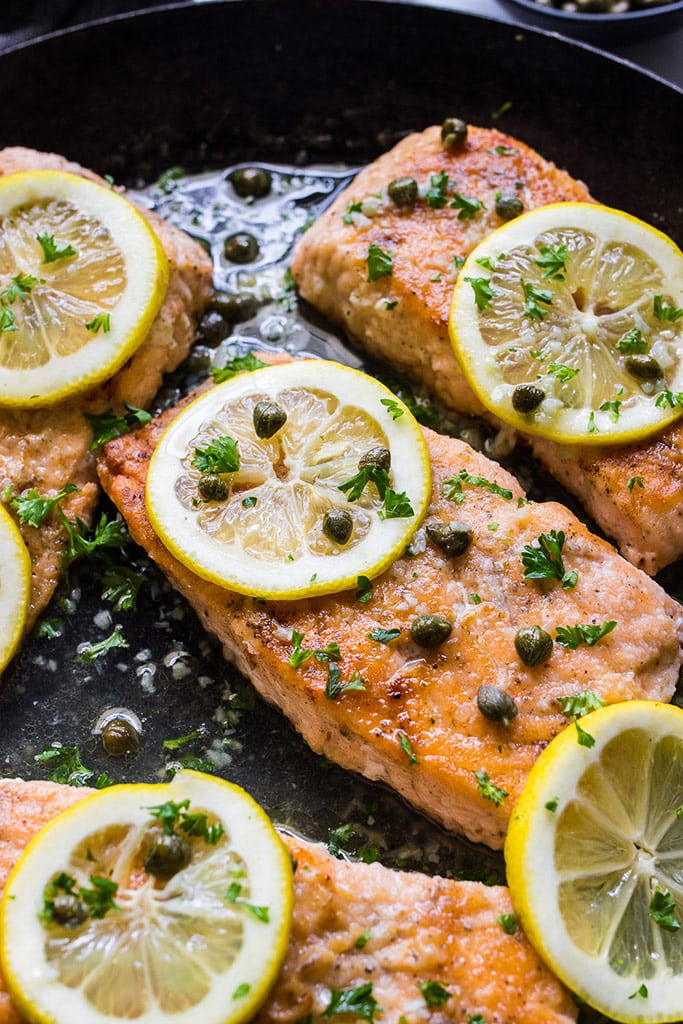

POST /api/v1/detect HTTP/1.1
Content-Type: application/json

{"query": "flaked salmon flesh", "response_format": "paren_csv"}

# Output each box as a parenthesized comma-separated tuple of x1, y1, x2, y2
(291, 125, 683, 575)
(97, 375, 683, 850)
(0, 779, 576, 1023)
(0, 148, 212, 633)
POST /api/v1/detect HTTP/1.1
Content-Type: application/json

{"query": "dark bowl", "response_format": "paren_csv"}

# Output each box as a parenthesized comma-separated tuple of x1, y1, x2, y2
(501, 0, 683, 41)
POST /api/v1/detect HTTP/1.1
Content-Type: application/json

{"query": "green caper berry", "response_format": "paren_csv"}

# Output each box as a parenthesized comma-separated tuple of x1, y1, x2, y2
(441, 117, 468, 150)
(223, 232, 260, 264)
(198, 473, 229, 502)
(50, 893, 88, 928)
(358, 446, 391, 471)
(209, 291, 258, 323)
(495, 194, 524, 221)
(426, 520, 473, 558)
(144, 830, 192, 879)
(253, 400, 287, 439)
(514, 625, 553, 667)
(476, 683, 519, 726)
(387, 176, 418, 208)
(199, 309, 230, 347)
(230, 166, 272, 199)
(624, 354, 663, 381)
(410, 613, 453, 647)
(101, 717, 140, 757)
(512, 383, 545, 413)
(322, 508, 354, 545)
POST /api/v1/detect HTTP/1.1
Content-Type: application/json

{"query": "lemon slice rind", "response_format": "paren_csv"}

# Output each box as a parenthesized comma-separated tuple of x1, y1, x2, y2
(146, 360, 432, 600)
(449, 203, 683, 446)
(0, 504, 30, 673)
(0, 770, 293, 1024)
(505, 701, 683, 1023)
(0, 170, 168, 407)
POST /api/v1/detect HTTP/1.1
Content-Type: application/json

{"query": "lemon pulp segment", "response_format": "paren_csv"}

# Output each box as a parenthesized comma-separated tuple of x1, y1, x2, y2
(450, 203, 683, 445)
(0, 503, 30, 673)
(0, 771, 293, 1024)
(0, 170, 168, 406)
(146, 360, 432, 599)
(505, 701, 683, 1023)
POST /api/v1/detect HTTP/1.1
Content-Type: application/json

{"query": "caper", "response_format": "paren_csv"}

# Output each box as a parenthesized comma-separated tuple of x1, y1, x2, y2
(198, 309, 230, 347)
(495, 193, 524, 221)
(387, 176, 418, 208)
(358, 445, 391, 471)
(198, 473, 229, 502)
(476, 683, 519, 726)
(143, 829, 192, 879)
(101, 717, 140, 757)
(514, 625, 553, 667)
(441, 117, 468, 150)
(230, 166, 272, 199)
(50, 893, 88, 928)
(209, 291, 258, 323)
(624, 354, 663, 381)
(410, 613, 453, 647)
(253, 400, 287, 439)
(512, 383, 545, 413)
(322, 508, 353, 545)
(426, 520, 473, 558)
(223, 232, 260, 264)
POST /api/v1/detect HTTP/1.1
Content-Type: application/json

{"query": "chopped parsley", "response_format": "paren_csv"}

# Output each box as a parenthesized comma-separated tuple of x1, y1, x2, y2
(225, 882, 270, 922)
(556, 689, 606, 718)
(653, 295, 683, 322)
(322, 983, 380, 1022)
(288, 629, 313, 668)
(474, 770, 508, 807)
(380, 397, 404, 419)
(555, 621, 617, 649)
(534, 243, 569, 281)
(522, 280, 554, 321)
(338, 465, 413, 520)
(0, 307, 16, 332)
(76, 625, 129, 663)
(8, 482, 79, 528)
(655, 390, 683, 410)
(211, 352, 267, 383)
(368, 627, 401, 644)
(491, 99, 512, 119)
(35, 744, 114, 789)
(98, 564, 146, 612)
(419, 980, 451, 1007)
(233, 983, 251, 1000)
(356, 575, 373, 603)
(547, 362, 579, 384)
(41, 872, 120, 926)
(343, 200, 363, 224)
(398, 731, 418, 765)
(629, 985, 649, 1001)
(355, 929, 372, 949)
(242, 496, 258, 508)
(497, 913, 518, 935)
(521, 529, 578, 590)
(366, 243, 393, 282)
(599, 398, 622, 422)
(0, 271, 37, 304)
(379, 488, 414, 519)
(146, 798, 223, 844)
(450, 192, 484, 221)
(156, 166, 184, 193)
(488, 145, 518, 156)
(325, 663, 366, 700)
(84, 403, 152, 449)
(162, 731, 202, 751)
(444, 469, 513, 503)
(36, 233, 77, 263)
(616, 327, 648, 354)
(649, 887, 681, 933)
(192, 436, 239, 474)
(575, 721, 596, 748)
(327, 822, 355, 858)
(85, 312, 111, 334)
(545, 797, 559, 813)
(426, 170, 450, 209)
(314, 642, 343, 663)
(58, 509, 127, 571)
(627, 475, 644, 492)
(464, 276, 497, 310)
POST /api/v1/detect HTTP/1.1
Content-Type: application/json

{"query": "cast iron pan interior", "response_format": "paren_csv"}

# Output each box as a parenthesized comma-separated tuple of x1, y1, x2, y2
(0, 0, 681, 917)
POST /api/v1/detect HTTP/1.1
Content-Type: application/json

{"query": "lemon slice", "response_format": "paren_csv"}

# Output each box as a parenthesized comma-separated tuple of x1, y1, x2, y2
(505, 701, 683, 1023)
(0, 170, 168, 407)
(449, 203, 683, 445)
(0, 503, 30, 672)
(0, 770, 293, 1024)
(146, 359, 431, 599)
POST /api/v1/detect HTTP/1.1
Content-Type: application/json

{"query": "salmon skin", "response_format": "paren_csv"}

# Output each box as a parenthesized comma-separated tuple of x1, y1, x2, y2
(0, 148, 213, 635)
(97, 374, 683, 850)
(0, 778, 577, 1024)
(291, 124, 683, 575)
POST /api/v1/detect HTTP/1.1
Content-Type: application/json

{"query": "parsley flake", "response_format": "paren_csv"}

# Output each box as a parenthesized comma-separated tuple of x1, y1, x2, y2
(288, 629, 313, 668)
(450, 192, 484, 220)
(521, 530, 577, 590)
(627, 475, 644, 492)
(628, 984, 648, 1000)
(36, 233, 77, 263)
(653, 295, 683, 322)
(655, 390, 683, 410)
(84, 403, 152, 449)
(649, 886, 681, 933)
(398, 731, 418, 765)
(35, 744, 114, 789)
(616, 327, 648, 354)
(146, 798, 223, 844)
(420, 980, 451, 1007)
(322, 983, 380, 1022)
(85, 312, 111, 334)
(425, 170, 450, 209)
(356, 575, 373, 603)
(225, 882, 270, 922)
(474, 770, 508, 807)
(211, 352, 268, 383)
(575, 721, 596, 748)
(555, 621, 616, 649)
(522, 280, 554, 321)
(192, 436, 239, 475)
(464, 276, 497, 310)
(76, 625, 129, 663)
(497, 913, 518, 935)
(380, 397, 404, 419)
(534, 243, 569, 281)
(325, 663, 366, 700)
(368, 627, 401, 644)
(557, 689, 606, 718)
(366, 243, 393, 282)
(8, 482, 79, 528)
(0, 307, 16, 332)
(444, 469, 513, 503)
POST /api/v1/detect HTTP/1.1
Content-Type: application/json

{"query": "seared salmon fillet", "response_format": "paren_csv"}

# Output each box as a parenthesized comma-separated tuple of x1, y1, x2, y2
(291, 125, 683, 574)
(0, 148, 212, 633)
(97, 381, 683, 849)
(0, 779, 576, 1024)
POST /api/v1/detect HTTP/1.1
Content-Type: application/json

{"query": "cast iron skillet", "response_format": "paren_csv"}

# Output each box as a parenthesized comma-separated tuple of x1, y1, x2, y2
(0, 0, 681, 977)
